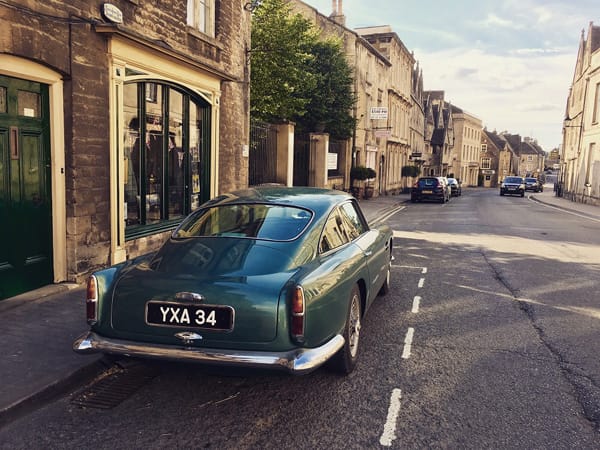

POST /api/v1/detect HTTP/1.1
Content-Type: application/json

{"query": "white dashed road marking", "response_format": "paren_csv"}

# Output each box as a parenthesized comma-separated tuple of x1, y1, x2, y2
(401, 327, 415, 359)
(380, 388, 402, 447)
(411, 296, 421, 313)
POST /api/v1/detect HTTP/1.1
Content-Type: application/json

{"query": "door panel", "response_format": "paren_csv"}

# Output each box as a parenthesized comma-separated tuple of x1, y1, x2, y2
(0, 75, 52, 300)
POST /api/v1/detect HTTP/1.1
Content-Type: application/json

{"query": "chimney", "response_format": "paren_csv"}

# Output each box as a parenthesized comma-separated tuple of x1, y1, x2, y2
(330, 0, 346, 26)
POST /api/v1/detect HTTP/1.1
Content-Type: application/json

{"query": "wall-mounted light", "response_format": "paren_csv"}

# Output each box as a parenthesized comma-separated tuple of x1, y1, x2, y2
(244, 1, 260, 11)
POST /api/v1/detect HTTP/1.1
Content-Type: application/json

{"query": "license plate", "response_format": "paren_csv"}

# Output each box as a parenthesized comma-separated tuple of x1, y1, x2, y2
(422, 190, 433, 194)
(146, 301, 234, 331)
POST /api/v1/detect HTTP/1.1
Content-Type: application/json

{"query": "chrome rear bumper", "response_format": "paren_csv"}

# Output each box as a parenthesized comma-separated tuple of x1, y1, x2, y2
(73, 331, 344, 375)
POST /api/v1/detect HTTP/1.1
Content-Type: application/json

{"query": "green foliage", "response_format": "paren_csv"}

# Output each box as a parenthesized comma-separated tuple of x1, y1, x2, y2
(401, 165, 420, 177)
(250, 0, 356, 138)
(250, 0, 318, 122)
(350, 166, 376, 181)
(298, 37, 356, 139)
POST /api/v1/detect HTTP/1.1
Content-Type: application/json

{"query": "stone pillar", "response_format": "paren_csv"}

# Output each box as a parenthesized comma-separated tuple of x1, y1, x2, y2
(275, 122, 295, 186)
(309, 133, 329, 188)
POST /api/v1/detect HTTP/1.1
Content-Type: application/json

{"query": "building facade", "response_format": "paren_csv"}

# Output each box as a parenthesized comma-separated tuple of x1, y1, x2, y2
(450, 105, 482, 186)
(562, 21, 600, 206)
(0, 0, 250, 299)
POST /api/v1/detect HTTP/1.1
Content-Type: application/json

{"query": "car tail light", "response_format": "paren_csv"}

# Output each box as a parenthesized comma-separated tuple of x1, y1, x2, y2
(86, 275, 98, 325)
(290, 286, 305, 342)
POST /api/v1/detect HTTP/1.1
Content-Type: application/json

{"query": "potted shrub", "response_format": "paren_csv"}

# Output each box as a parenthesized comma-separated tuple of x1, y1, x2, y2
(363, 167, 376, 199)
(350, 166, 369, 198)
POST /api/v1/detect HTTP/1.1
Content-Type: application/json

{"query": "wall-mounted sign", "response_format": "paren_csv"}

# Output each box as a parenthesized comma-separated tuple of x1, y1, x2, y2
(374, 129, 391, 138)
(102, 3, 123, 24)
(369, 107, 388, 120)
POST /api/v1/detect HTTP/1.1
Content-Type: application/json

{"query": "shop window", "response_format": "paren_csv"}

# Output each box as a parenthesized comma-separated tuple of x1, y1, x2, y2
(123, 81, 211, 238)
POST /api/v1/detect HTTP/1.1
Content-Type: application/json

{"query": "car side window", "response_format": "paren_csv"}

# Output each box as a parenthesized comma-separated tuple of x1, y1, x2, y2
(319, 210, 349, 253)
(339, 201, 367, 240)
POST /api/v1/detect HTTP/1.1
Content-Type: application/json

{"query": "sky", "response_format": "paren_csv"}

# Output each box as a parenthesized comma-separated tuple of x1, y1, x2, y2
(303, 0, 598, 151)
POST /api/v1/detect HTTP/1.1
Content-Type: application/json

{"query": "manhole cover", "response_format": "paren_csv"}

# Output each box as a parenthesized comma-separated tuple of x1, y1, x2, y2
(72, 363, 159, 409)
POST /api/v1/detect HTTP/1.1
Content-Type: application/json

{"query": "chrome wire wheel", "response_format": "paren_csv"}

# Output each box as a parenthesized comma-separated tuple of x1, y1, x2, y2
(348, 292, 361, 359)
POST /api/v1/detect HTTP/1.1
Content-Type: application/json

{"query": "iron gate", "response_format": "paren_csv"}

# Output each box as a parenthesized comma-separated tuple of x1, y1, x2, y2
(249, 121, 277, 186)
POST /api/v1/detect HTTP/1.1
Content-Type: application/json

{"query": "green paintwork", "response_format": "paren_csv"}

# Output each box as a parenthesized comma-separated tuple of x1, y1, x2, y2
(0, 75, 52, 300)
(89, 186, 393, 355)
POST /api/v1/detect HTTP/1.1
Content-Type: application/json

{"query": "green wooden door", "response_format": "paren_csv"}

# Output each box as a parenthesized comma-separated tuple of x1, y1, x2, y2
(0, 74, 52, 300)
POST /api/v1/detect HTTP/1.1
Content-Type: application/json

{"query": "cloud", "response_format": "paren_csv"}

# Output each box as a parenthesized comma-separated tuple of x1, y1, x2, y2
(481, 13, 525, 30)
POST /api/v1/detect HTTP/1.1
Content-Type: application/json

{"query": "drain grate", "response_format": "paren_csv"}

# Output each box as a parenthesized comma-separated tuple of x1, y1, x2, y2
(71, 363, 159, 409)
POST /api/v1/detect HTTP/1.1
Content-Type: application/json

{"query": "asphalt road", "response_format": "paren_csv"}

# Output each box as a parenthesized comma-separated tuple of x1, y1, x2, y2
(1, 189, 599, 449)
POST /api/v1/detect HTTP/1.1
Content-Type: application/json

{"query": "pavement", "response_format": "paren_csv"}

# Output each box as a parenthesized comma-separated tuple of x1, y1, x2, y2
(0, 186, 598, 428)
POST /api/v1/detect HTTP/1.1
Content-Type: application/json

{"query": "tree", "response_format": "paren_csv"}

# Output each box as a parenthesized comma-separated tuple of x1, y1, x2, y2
(250, 0, 356, 139)
(298, 37, 356, 139)
(250, 0, 318, 122)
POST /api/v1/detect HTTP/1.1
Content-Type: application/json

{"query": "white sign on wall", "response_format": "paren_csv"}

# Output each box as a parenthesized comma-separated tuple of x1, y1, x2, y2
(369, 107, 388, 120)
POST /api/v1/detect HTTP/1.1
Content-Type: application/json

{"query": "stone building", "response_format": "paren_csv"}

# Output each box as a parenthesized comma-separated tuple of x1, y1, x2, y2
(409, 63, 426, 185)
(291, 1, 418, 197)
(0, 0, 250, 299)
(357, 26, 415, 195)
(450, 105, 482, 186)
(423, 91, 455, 177)
(562, 21, 600, 206)
(481, 129, 509, 187)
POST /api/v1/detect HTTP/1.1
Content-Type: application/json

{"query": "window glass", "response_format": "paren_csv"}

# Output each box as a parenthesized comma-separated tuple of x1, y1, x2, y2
(168, 90, 185, 220)
(124, 83, 141, 226)
(319, 211, 349, 253)
(145, 84, 164, 224)
(0, 87, 6, 113)
(123, 80, 210, 235)
(190, 101, 202, 211)
(175, 204, 312, 241)
(17, 90, 40, 118)
(339, 202, 367, 240)
(187, 0, 214, 36)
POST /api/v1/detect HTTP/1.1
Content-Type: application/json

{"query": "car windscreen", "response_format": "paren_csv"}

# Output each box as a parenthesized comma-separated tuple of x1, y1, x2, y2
(525, 178, 537, 183)
(173, 204, 313, 241)
(504, 177, 522, 183)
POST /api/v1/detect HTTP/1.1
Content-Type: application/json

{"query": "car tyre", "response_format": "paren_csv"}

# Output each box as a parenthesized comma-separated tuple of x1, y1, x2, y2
(329, 285, 361, 375)
(378, 255, 391, 296)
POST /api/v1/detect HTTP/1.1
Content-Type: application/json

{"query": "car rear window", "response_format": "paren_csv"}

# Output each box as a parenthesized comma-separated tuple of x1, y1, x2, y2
(417, 178, 439, 187)
(173, 204, 313, 241)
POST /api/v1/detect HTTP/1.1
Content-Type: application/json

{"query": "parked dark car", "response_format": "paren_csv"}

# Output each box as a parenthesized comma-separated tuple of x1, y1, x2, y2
(73, 187, 393, 375)
(524, 177, 543, 192)
(500, 176, 525, 197)
(411, 177, 450, 203)
(447, 177, 462, 196)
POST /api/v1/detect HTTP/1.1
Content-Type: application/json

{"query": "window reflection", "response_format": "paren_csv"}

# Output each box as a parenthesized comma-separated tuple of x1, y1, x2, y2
(123, 80, 210, 235)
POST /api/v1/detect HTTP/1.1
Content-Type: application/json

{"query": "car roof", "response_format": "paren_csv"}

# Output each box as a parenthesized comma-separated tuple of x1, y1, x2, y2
(200, 186, 353, 217)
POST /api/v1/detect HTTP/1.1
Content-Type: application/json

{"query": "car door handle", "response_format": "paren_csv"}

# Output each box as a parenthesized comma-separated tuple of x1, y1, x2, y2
(365, 250, 373, 257)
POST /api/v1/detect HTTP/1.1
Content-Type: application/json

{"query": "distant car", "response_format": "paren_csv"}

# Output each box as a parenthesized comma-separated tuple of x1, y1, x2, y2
(447, 178, 462, 197)
(500, 176, 525, 197)
(73, 186, 393, 375)
(524, 177, 543, 192)
(411, 176, 450, 203)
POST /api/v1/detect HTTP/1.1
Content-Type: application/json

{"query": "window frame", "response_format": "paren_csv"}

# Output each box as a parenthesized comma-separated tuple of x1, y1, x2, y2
(123, 79, 212, 240)
(187, 0, 215, 37)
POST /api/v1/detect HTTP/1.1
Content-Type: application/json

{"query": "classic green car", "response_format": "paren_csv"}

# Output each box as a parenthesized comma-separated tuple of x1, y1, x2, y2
(73, 186, 393, 375)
